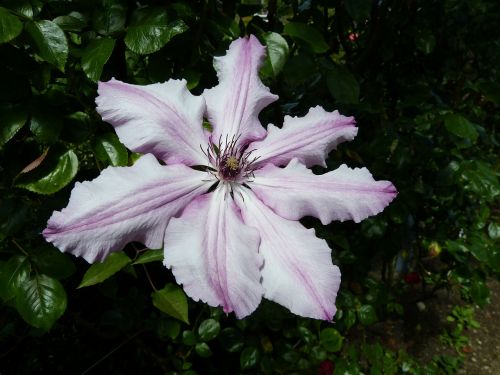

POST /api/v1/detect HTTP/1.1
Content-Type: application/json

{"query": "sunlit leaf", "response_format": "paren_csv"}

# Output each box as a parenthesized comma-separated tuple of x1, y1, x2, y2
(82, 38, 115, 82)
(16, 145, 78, 194)
(152, 283, 189, 324)
(78, 252, 131, 288)
(25, 20, 68, 71)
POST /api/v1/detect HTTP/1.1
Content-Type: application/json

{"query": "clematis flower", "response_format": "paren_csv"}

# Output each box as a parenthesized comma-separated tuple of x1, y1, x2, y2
(43, 35, 397, 320)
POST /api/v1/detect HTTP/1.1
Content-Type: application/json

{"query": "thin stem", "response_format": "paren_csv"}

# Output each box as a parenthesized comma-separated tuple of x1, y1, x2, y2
(11, 239, 29, 257)
(142, 264, 158, 292)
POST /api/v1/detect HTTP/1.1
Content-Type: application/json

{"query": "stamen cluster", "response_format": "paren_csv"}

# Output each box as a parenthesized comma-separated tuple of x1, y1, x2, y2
(201, 136, 259, 182)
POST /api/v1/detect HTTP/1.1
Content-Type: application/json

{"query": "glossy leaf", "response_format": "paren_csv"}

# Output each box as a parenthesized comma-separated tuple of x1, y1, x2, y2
(357, 305, 378, 326)
(152, 283, 189, 324)
(16, 146, 78, 194)
(78, 252, 131, 288)
(25, 20, 68, 71)
(219, 327, 244, 352)
(92, 3, 126, 35)
(444, 114, 478, 141)
(82, 38, 115, 82)
(133, 249, 164, 265)
(327, 65, 360, 104)
(198, 319, 220, 342)
(261, 32, 289, 78)
(0, 255, 31, 301)
(16, 274, 67, 331)
(92, 132, 128, 167)
(320, 328, 344, 352)
(31, 246, 76, 280)
(0, 104, 27, 148)
(195, 342, 212, 358)
(30, 109, 63, 144)
(283, 22, 329, 53)
(53, 12, 87, 32)
(240, 346, 259, 370)
(124, 8, 188, 55)
(0, 6, 22, 44)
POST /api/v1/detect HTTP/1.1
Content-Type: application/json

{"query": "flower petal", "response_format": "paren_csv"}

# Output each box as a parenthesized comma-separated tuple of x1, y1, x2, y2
(164, 185, 263, 318)
(203, 35, 278, 146)
(43, 154, 211, 263)
(249, 106, 357, 168)
(236, 189, 340, 320)
(250, 159, 397, 224)
(96, 78, 208, 166)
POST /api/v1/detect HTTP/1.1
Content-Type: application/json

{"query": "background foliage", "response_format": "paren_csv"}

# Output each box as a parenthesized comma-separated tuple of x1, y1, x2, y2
(0, 0, 499, 374)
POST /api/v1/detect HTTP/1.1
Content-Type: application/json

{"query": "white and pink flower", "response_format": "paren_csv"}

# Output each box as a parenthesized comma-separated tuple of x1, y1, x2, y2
(43, 35, 396, 320)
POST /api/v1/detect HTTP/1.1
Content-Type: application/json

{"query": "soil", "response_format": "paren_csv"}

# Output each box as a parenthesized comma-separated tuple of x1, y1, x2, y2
(364, 279, 500, 374)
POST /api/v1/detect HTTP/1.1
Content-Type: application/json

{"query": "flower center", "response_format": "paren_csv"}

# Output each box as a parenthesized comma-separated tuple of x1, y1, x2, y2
(201, 136, 259, 182)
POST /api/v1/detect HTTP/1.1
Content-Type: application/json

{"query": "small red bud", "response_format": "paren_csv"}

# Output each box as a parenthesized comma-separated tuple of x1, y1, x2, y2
(318, 359, 334, 375)
(404, 272, 421, 285)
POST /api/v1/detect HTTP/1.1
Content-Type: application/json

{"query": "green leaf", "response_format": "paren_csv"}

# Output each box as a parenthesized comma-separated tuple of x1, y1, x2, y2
(357, 304, 378, 326)
(488, 222, 500, 240)
(182, 330, 197, 345)
(0, 255, 31, 301)
(416, 30, 436, 54)
(81, 38, 115, 82)
(240, 346, 259, 370)
(344, 0, 372, 21)
(444, 114, 478, 141)
(343, 309, 357, 329)
(319, 328, 344, 352)
(93, 3, 126, 35)
(475, 80, 500, 105)
(0, 198, 30, 240)
(16, 274, 67, 331)
(470, 279, 489, 308)
(53, 12, 87, 32)
(93, 132, 128, 167)
(219, 327, 244, 352)
(327, 65, 360, 104)
(261, 32, 289, 78)
(30, 109, 63, 144)
(16, 145, 78, 194)
(0, 6, 22, 43)
(152, 283, 189, 324)
(31, 246, 76, 280)
(133, 249, 164, 265)
(284, 22, 329, 53)
(195, 342, 213, 358)
(198, 319, 220, 342)
(25, 20, 68, 72)
(156, 319, 181, 340)
(0, 103, 28, 148)
(124, 8, 188, 55)
(78, 252, 131, 288)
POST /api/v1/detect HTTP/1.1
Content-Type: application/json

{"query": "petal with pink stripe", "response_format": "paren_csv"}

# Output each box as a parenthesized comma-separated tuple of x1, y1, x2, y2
(236, 189, 340, 320)
(96, 79, 208, 166)
(43, 154, 211, 263)
(164, 185, 263, 318)
(249, 106, 357, 168)
(250, 159, 397, 224)
(203, 35, 278, 146)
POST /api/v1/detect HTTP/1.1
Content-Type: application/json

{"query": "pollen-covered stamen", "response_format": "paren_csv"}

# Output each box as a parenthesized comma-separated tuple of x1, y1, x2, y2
(201, 135, 260, 181)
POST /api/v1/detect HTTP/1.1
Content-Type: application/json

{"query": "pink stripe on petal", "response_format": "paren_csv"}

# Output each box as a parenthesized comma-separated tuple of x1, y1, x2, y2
(164, 185, 263, 318)
(236, 189, 340, 321)
(96, 79, 208, 166)
(250, 159, 397, 224)
(249, 106, 357, 168)
(43, 154, 211, 263)
(203, 36, 278, 146)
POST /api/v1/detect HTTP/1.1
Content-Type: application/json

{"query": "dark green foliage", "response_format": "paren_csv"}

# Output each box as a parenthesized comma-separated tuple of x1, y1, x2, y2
(0, 0, 498, 374)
